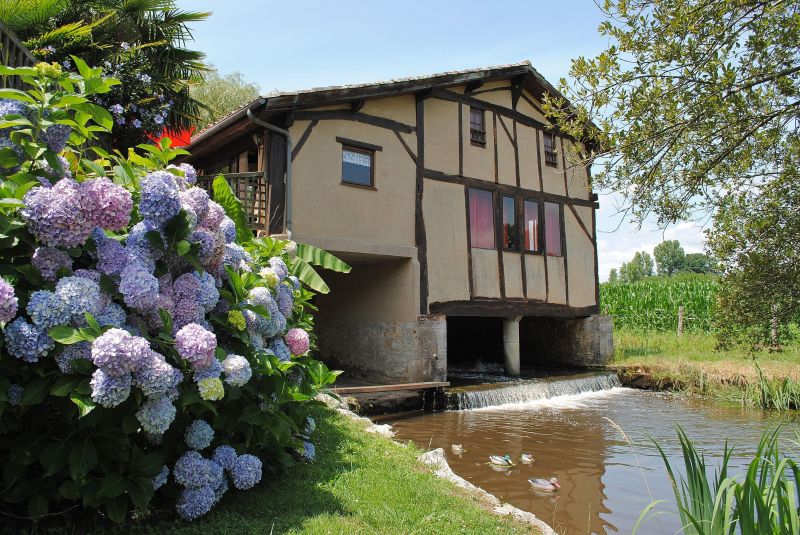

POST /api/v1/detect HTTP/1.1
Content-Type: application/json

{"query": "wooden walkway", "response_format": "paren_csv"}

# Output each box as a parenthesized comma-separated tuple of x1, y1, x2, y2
(330, 381, 449, 395)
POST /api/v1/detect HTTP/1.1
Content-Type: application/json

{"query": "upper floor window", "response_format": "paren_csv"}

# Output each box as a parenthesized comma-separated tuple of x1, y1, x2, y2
(469, 107, 486, 147)
(543, 132, 558, 167)
(523, 199, 540, 252)
(544, 201, 562, 257)
(341, 146, 374, 187)
(469, 188, 494, 249)
(502, 196, 518, 250)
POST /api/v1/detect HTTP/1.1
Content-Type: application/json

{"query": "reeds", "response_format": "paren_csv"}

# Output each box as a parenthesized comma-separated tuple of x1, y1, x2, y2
(747, 364, 800, 411)
(636, 427, 800, 534)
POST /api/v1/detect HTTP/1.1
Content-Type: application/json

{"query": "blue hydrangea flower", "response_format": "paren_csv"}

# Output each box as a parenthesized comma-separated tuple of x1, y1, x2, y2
(94, 229, 129, 276)
(301, 441, 316, 462)
(136, 395, 176, 435)
(220, 216, 236, 244)
(248, 287, 273, 308)
(96, 303, 127, 328)
(221, 354, 251, 387)
(32, 247, 72, 281)
(231, 454, 262, 490)
(213, 475, 229, 504)
(22, 179, 94, 247)
(4, 317, 54, 362)
(125, 222, 164, 265)
(90, 368, 131, 407)
(55, 342, 90, 373)
(40, 122, 71, 154)
(268, 256, 288, 280)
(7, 384, 23, 406)
(193, 358, 222, 382)
(119, 263, 159, 311)
(269, 339, 291, 362)
(174, 451, 223, 488)
(173, 272, 200, 300)
(176, 486, 215, 520)
(139, 171, 181, 228)
(222, 243, 252, 271)
(211, 445, 237, 472)
(185, 419, 214, 450)
(91, 328, 150, 376)
(179, 187, 209, 220)
(0, 278, 18, 323)
(189, 228, 216, 260)
(26, 290, 70, 329)
(276, 284, 293, 318)
(152, 465, 169, 491)
(288, 275, 300, 290)
(194, 271, 219, 312)
(55, 276, 102, 320)
(133, 351, 177, 397)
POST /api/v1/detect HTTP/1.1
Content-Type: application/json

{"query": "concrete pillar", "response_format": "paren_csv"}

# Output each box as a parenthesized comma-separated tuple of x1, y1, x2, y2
(503, 316, 522, 376)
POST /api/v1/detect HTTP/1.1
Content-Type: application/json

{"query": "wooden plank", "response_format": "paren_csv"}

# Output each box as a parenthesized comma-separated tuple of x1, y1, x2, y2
(415, 96, 429, 314)
(331, 382, 450, 394)
(429, 299, 598, 318)
(292, 109, 415, 134)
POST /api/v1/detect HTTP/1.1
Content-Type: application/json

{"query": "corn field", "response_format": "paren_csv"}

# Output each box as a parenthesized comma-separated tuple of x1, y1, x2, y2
(600, 275, 719, 332)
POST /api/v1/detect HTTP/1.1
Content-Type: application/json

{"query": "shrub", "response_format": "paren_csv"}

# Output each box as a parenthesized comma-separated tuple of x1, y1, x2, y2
(0, 61, 339, 523)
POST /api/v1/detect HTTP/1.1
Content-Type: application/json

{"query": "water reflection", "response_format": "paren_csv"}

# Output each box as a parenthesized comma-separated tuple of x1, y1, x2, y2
(390, 389, 799, 535)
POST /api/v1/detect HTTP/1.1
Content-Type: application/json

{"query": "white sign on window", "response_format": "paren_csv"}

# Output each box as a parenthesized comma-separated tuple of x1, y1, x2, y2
(343, 150, 371, 167)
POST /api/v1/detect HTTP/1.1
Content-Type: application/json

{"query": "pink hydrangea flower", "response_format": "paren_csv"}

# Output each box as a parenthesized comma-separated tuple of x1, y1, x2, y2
(285, 328, 310, 356)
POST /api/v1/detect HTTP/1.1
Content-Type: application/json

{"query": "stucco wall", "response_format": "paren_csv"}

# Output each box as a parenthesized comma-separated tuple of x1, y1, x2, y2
(565, 206, 597, 307)
(517, 124, 539, 191)
(424, 98, 459, 175)
(423, 179, 470, 303)
(546, 255, 567, 304)
(472, 248, 501, 298)
(461, 104, 496, 181)
(524, 254, 547, 301)
(503, 252, 524, 297)
(496, 116, 516, 186)
(540, 134, 566, 196)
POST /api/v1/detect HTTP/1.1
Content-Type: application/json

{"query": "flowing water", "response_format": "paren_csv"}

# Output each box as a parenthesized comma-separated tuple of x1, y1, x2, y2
(389, 374, 800, 535)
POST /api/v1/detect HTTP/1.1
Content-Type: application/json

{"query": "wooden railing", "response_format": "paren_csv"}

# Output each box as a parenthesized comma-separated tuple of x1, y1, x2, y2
(0, 21, 35, 89)
(197, 172, 270, 232)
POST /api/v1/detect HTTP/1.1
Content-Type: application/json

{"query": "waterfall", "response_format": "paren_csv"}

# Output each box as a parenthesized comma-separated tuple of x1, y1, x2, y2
(447, 372, 622, 410)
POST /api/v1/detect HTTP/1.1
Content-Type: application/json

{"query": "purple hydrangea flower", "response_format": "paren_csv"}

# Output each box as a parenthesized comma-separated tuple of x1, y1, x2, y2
(81, 178, 132, 231)
(288, 275, 300, 290)
(221, 354, 251, 387)
(269, 338, 291, 362)
(55, 342, 90, 373)
(136, 395, 176, 435)
(173, 272, 200, 300)
(152, 465, 169, 491)
(4, 317, 54, 362)
(95, 303, 127, 328)
(285, 328, 310, 356)
(90, 328, 150, 376)
(185, 419, 214, 450)
(139, 171, 181, 228)
(74, 268, 101, 283)
(55, 276, 101, 319)
(179, 187, 209, 220)
(109, 104, 124, 115)
(276, 284, 293, 318)
(132, 119, 142, 129)
(167, 163, 197, 186)
(94, 229, 129, 276)
(133, 351, 177, 397)
(173, 297, 204, 331)
(194, 271, 219, 312)
(193, 358, 222, 382)
(0, 279, 18, 323)
(200, 201, 225, 229)
(223, 243, 252, 270)
(211, 445, 237, 472)
(176, 486, 215, 520)
(22, 179, 94, 247)
(34, 155, 72, 183)
(154, 115, 164, 125)
(175, 323, 216, 369)
(90, 368, 131, 407)
(268, 257, 289, 280)
(40, 123, 71, 153)
(231, 454, 262, 490)
(26, 290, 70, 329)
(7, 384, 23, 406)
(189, 228, 216, 260)
(119, 263, 159, 311)
(220, 217, 236, 244)
(125, 222, 164, 263)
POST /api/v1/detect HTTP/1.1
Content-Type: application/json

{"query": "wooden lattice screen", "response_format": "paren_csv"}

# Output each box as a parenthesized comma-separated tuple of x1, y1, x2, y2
(196, 172, 270, 232)
(0, 21, 35, 89)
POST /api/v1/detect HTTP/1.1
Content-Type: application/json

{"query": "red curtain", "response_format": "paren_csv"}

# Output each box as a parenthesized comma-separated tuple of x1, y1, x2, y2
(469, 189, 494, 249)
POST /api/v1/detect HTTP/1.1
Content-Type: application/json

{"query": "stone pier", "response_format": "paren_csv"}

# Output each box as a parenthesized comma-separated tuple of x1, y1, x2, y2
(502, 316, 522, 376)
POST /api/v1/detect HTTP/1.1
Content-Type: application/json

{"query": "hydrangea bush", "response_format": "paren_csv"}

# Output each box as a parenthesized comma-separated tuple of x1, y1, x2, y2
(0, 61, 339, 523)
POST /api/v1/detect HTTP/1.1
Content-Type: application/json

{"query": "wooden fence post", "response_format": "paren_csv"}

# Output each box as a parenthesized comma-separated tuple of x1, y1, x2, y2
(677, 305, 684, 337)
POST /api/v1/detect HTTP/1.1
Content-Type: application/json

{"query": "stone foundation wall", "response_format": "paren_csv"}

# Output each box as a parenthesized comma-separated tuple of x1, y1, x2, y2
(519, 314, 614, 367)
(316, 314, 447, 383)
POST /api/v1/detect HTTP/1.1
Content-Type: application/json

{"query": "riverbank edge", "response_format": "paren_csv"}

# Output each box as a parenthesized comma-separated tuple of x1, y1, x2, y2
(319, 394, 557, 534)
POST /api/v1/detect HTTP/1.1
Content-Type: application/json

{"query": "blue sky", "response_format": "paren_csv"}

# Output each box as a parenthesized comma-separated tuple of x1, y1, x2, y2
(180, 0, 707, 279)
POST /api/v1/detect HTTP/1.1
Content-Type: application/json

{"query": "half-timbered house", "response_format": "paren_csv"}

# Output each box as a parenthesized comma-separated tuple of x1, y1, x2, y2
(185, 62, 612, 383)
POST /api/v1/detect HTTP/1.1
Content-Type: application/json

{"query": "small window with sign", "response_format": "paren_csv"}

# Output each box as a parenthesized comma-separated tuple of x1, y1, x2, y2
(341, 146, 374, 188)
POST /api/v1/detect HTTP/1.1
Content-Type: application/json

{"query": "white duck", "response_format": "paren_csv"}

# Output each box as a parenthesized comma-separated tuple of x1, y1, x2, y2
(529, 477, 561, 492)
(520, 453, 534, 464)
(451, 444, 465, 454)
(489, 454, 515, 467)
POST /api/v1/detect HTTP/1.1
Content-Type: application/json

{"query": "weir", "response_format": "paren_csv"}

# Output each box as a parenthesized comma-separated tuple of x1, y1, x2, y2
(446, 372, 622, 410)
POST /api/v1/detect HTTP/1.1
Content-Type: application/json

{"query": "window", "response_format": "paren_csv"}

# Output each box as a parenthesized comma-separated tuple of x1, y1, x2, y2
(544, 202, 562, 257)
(502, 196, 518, 250)
(341, 146, 374, 187)
(469, 188, 494, 248)
(543, 132, 557, 167)
(523, 200, 540, 252)
(469, 107, 486, 147)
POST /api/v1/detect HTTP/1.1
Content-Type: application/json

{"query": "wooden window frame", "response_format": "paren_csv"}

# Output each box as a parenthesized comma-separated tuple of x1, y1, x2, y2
(543, 131, 558, 167)
(340, 144, 376, 190)
(469, 106, 486, 147)
(544, 200, 563, 257)
(468, 187, 496, 249)
(500, 194, 519, 252)
(521, 197, 544, 255)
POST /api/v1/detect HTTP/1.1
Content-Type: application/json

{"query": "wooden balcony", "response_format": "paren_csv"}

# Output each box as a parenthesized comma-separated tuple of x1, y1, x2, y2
(197, 172, 270, 232)
(0, 21, 35, 89)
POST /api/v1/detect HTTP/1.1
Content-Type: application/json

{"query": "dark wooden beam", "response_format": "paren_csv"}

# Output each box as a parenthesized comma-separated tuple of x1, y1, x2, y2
(331, 381, 449, 394)
(291, 119, 318, 161)
(464, 186, 474, 299)
(429, 300, 599, 318)
(392, 130, 417, 165)
(464, 79, 485, 93)
(350, 99, 365, 113)
(336, 136, 383, 152)
(422, 169, 596, 207)
(567, 203, 594, 243)
(415, 96, 429, 315)
(292, 109, 415, 134)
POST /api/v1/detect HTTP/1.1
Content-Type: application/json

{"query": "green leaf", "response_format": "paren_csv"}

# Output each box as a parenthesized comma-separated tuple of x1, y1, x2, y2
(39, 442, 68, 477)
(127, 478, 154, 510)
(49, 326, 87, 345)
(290, 257, 330, 294)
(0, 197, 24, 209)
(27, 494, 48, 518)
(0, 148, 19, 169)
(0, 88, 36, 104)
(212, 174, 254, 243)
(158, 308, 173, 333)
(163, 210, 192, 251)
(70, 394, 95, 418)
(98, 473, 126, 499)
(68, 438, 97, 480)
(176, 239, 191, 256)
(84, 312, 101, 334)
(21, 377, 50, 406)
(105, 495, 128, 524)
(50, 376, 80, 397)
(145, 230, 165, 252)
(296, 243, 351, 273)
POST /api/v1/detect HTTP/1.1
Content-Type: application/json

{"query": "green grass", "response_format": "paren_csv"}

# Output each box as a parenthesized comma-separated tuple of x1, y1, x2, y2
(110, 408, 532, 535)
(610, 328, 800, 409)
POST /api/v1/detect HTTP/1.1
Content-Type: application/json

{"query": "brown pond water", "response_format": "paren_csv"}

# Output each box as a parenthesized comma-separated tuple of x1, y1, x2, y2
(389, 384, 800, 535)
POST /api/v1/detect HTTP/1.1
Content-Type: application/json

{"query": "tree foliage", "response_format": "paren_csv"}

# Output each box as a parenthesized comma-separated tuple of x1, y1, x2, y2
(545, 0, 800, 342)
(619, 251, 653, 282)
(684, 252, 715, 274)
(190, 68, 260, 131)
(654, 240, 686, 276)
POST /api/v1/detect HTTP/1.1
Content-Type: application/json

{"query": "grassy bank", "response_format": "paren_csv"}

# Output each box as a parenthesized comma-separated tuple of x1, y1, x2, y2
(97, 407, 531, 535)
(610, 329, 800, 408)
